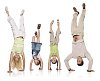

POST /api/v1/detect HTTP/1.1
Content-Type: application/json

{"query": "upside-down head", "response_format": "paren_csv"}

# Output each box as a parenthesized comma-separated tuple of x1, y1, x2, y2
(11, 54, 22, 70)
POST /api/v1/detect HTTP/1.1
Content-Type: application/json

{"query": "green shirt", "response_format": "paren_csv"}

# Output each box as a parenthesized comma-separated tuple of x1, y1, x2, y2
(50, 43, 59, 57)
(12, 37, 24, 54)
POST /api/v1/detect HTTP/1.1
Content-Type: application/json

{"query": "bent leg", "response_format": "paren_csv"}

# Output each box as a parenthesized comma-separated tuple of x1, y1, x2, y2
(71, 12, 78, 35)
(19, 15, 25, 38)
(7, 16, 19, 38)
(55, 29, 61, 44)
(78, 9, 86, 36)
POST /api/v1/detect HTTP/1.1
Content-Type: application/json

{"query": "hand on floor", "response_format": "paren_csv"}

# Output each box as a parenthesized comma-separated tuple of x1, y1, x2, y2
(87, 70, 94, 72)
(7, 70, 12, 73)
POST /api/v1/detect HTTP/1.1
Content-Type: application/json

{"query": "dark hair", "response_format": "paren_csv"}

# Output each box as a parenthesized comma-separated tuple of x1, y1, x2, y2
(77, 60, 84, 66)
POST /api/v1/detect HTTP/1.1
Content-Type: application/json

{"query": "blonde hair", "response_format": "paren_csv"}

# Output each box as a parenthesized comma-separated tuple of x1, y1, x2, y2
(11, 55, 22, 70)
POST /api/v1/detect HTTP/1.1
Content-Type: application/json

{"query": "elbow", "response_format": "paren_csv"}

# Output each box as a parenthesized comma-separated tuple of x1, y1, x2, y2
(89, 58, 93, 63)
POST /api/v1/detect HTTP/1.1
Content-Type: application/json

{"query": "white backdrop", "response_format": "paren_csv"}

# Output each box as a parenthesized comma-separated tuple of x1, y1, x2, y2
(0, 0, 99, 81)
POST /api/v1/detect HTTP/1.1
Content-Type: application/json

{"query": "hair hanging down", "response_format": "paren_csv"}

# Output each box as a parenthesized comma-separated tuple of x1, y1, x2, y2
(11, 55, 22, 70)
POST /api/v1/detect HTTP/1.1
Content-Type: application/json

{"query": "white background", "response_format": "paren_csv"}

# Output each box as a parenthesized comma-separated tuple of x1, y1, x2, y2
(0, 0, 99, 81)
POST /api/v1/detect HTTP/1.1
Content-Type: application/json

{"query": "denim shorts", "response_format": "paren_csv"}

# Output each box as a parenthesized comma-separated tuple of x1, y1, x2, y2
(31, 42, 42, 56)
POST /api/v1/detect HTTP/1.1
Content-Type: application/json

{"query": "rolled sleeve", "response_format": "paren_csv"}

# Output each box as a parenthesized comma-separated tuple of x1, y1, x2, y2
(64, 54, 73, 70)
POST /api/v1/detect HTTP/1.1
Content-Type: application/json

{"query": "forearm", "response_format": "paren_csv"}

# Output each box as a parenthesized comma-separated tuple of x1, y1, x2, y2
(23, 58, 25, 70)
(8, 53, 13, 72)
(58, 57, 61, 69)
(59, 61, 61, 69)
(9, 62, 12, 71)
(22, 54, 25, 70)
(88, 58, 93, 70)
(48, 62, 50, 69)
(64, 58, 71, 70)
(87, 57, 94, 72)
(39, 58, 43, 69)
(30, 63, 32, 70)
(40, 62, 43, 69)
(85, 52, 93, 70)
(30, 60, 33, 70)
(48, 59, 51, 69)
(64, 54, 73, 70)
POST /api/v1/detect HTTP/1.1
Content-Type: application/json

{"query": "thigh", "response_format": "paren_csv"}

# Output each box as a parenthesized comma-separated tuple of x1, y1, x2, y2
(36, 43, 42, 50)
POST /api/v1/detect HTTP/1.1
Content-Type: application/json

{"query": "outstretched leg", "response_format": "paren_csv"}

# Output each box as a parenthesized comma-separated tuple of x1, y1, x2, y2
(19, 10, 25, 38)
(77, 3, 86, 36)
(37, 25, 41, 42)
(5, 6, 19, 38)
(55, 19, 61, 44)
(71, 7, 79, 36)
(49, 20, 54, 43)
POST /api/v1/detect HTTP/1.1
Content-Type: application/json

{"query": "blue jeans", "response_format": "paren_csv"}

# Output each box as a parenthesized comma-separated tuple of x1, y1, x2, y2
(32, 42, 42, 56)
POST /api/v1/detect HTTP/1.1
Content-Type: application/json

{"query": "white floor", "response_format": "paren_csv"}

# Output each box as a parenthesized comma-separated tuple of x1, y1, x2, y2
(0, 0, 100, 81)
(0, 65, 98, 81)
